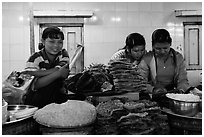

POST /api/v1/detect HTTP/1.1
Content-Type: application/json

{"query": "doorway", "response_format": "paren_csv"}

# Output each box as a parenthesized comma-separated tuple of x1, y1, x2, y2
(184, 22, 202, 70)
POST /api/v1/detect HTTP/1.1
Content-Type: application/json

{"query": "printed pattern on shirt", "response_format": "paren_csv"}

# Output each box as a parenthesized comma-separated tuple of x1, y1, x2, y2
(110, 49, 126, 61)
(25, 48, 69, 70)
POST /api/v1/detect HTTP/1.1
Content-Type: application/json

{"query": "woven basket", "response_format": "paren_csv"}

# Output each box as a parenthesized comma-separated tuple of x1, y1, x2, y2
(2, 117, 40, 135)
(162, 108, 202, 135)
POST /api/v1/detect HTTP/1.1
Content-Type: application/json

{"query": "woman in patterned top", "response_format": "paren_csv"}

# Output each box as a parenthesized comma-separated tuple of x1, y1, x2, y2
(22, 26, 70, 108)
(110, 33, 146, 65)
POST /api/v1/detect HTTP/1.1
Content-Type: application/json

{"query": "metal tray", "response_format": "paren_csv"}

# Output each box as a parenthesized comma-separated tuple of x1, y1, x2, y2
(4, 105, 38, 125)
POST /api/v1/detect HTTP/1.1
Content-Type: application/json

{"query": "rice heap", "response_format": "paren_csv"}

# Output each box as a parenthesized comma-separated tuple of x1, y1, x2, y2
(166, 93, 201, 102)
(33, 100, 96, 128)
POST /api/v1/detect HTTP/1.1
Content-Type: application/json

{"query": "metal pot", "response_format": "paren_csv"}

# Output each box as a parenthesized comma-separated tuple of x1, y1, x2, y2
(166, 94, 201, 117)
(170, 100, 200, 117)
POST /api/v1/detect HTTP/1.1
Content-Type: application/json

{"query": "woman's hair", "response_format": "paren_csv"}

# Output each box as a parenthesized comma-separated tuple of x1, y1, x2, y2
(38, 43, 44, 50)
(152, 28, 172, 45)
(123, 33, 146, 51)
(42, 26, 64, 40)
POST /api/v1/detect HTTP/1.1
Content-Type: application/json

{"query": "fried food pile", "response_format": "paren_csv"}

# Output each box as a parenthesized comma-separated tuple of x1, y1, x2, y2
(95, 98, 169, 135)
(108, 59, 147, 93)
(65, 63, 114, 94)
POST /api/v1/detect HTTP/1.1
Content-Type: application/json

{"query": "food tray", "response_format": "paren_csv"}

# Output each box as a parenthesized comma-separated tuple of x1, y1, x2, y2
(5, 105, 38, 124)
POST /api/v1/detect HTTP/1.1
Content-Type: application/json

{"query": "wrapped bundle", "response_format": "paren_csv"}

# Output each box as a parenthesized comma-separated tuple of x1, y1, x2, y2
(65, 63, 114, 95)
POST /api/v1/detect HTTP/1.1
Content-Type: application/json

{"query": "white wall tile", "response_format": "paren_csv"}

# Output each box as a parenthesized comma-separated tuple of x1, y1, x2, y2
(127, 2, 139, 11)
(138, 2, 151, 11)
(102, 2, 116, 11)
(151, 2, 164, 11)
(102, 11, 116, 27)
(9, 61, 26, 72)
(115, 28, 129, 43)
(2, 2, 9, 10)
(2, 27, 10, 45)
(84, 26, 104, 43)
(7, 2, 25, 10)
(115, 11, 128, 27)
(139, 12, 152, 26)
(2, 45, 10, 61)
(151, 12, 164, 27)
(127, 12, 140, 27)
(10, 28, 24, 44)
(10, 45, 25, 61)
(2, 61, 10, 81)
(103, 28, 116, 43)
(116, 2, 128, 11)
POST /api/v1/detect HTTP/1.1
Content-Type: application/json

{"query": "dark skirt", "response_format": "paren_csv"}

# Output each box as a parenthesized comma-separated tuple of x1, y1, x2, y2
(24, 79, 68, 108)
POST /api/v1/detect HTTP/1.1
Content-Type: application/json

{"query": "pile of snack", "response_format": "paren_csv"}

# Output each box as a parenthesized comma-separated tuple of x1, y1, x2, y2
(108, 59, 147, 93)
(65, 63, 114, 94)
(94, 97, 169, 135)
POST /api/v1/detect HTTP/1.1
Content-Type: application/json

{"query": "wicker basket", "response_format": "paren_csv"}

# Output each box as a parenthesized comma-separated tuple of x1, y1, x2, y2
(2, 117, 40, 135)
(162, 108, 202, 135)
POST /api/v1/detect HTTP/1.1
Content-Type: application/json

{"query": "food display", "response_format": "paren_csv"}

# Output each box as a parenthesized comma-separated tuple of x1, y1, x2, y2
(96, 98, 124, 117)
(108, 59, 147, 93)
(33, 100, 97, 128)
(95, 98, 169, 135)
(65, 63, 114, 95)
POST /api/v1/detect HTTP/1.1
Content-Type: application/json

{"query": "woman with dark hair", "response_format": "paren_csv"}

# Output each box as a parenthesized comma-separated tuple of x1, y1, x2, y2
(110, 33, 146, 65)
(21, 26, 71, 108)
(138, 28, 201, 107)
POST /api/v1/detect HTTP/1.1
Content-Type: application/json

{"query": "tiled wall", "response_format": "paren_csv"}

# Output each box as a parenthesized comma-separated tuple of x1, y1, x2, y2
(2, 2, 202, 86)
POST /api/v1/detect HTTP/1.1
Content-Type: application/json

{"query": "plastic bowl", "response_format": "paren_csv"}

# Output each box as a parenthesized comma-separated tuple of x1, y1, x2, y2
(2, 101, 8, 124)
(166, 94, 201, 117)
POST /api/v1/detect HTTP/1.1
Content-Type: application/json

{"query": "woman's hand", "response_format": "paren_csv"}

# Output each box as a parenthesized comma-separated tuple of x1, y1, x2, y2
(2, 82, 26, 104)
(190, 87, 202, 98)
(153, 87, 167, 95)
(20, 70, 34, 75)
(58, 64, 70, 79)
(152, 87, 167, 101)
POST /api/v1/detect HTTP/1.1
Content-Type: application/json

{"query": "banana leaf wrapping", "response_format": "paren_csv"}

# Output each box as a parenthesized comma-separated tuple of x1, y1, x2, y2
(64, 64, 114, 95)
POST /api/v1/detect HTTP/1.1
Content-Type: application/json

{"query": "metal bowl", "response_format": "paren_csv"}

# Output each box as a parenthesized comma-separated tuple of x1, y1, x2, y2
(166, 94, 201, 117)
